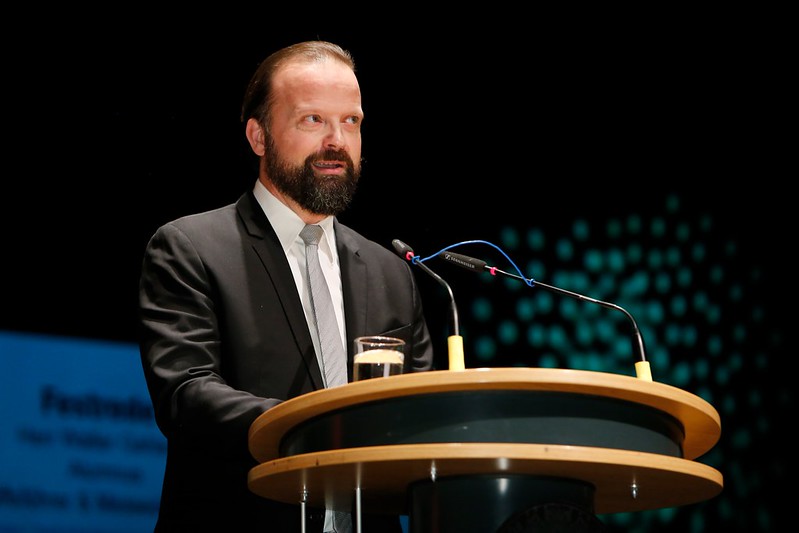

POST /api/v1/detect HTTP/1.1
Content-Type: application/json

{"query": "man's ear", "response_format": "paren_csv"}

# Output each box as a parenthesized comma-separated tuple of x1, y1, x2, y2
(245, 118, 266, 156)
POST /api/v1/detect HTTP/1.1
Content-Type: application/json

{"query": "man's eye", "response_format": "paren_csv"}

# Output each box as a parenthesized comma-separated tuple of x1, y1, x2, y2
(346, 116, 361, 125)
(305, 115, 323, 124)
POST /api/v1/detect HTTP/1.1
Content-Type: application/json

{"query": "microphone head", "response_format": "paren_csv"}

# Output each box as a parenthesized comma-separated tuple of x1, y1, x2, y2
(392, 239, 416, 261)
(439, 251, 487, 272)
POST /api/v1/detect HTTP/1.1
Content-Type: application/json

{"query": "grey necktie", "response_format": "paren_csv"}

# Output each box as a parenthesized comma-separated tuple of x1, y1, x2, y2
(299, 225, 352, 533)
(299, 224, 348, 389)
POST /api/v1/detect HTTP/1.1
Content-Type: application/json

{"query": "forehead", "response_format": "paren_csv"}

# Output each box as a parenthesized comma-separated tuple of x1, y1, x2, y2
(273, 59, 362, 111)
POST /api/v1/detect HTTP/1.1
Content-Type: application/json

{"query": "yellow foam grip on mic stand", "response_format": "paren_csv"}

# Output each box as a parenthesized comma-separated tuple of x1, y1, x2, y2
(635, 361, 653, 381)
(448, 335, 465, 371)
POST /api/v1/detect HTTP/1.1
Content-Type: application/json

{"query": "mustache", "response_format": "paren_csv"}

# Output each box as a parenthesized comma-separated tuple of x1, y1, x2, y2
(308, 148, 354, 166)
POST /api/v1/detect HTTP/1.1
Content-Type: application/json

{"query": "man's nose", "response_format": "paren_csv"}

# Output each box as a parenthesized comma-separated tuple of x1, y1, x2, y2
(323, 123, 345, 149)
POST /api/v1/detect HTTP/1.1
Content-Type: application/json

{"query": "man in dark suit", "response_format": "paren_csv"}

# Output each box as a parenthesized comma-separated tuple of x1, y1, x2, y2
(138, 40, 434, 532)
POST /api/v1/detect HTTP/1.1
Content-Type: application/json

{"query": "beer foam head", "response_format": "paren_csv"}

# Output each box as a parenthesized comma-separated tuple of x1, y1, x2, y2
(354, 349, 404, 364)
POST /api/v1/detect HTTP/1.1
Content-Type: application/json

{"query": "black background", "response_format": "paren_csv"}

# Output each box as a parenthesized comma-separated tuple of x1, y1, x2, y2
(4, 18, 789, 343)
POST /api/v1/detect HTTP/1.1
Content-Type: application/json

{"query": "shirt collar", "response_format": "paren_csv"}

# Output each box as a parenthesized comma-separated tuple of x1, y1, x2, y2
(253, 180, 336, 254)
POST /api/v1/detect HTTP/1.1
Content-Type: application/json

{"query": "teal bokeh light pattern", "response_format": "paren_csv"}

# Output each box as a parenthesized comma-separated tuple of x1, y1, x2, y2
(446, 192, 788, 532)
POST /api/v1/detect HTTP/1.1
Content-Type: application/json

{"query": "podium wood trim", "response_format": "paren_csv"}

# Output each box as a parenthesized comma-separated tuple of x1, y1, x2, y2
(248, 442, 723, 514)
(249, 368, 721, 462)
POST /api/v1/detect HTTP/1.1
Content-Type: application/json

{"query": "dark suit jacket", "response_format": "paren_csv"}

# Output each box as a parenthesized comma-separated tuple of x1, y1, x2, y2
(138, 190, 434, 532)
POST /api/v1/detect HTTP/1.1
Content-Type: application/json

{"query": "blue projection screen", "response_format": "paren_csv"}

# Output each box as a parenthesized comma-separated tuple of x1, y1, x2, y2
(0, 330, 165, 532)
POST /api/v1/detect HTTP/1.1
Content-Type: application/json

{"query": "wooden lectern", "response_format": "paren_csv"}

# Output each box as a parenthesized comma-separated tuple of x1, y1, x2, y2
(248, 368, 722, 532)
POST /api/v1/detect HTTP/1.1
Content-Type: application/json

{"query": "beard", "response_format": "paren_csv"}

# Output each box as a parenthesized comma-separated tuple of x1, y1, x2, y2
(264, 134, 360, 216)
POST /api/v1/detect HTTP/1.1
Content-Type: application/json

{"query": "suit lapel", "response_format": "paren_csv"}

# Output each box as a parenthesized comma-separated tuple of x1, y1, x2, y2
(336, 221, 368, 361)
(236, 192, 325, 390)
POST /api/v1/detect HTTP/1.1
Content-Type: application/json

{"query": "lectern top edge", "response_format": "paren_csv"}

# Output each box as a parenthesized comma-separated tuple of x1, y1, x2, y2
(248, 367, 721, 463)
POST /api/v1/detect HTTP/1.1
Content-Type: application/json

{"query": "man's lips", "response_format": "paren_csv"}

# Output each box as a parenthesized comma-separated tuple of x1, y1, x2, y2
(313, 161, 347, 174)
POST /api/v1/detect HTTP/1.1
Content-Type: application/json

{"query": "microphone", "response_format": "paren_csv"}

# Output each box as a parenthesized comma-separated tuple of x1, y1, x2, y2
(392, 239, 465, 371)
(439, 250, 652, 381)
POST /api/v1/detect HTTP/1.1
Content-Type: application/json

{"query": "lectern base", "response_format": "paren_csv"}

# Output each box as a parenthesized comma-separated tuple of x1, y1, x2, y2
(408, 474, 602, 533)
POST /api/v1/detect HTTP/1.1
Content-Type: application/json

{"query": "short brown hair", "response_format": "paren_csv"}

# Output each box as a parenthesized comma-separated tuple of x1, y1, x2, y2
(240, 41, 356, 129)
